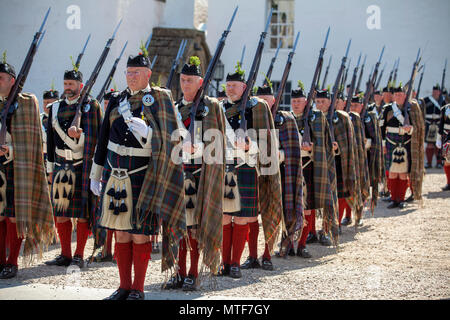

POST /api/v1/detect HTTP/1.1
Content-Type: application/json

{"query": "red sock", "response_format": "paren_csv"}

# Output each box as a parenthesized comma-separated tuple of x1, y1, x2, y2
(386, 171, 391, 193)
(344, 201, 352, 219)
(6, 221, 23, 267)
(105, 230, 114, 255)
(74, 221, 89, 258)
(222, 223, 233, 265)
(115, 242, 133, 290)
(298, 213, 312, 248)
(56, 220, 72, 258)
(188, 234, 199, 277)
(398, 179, 408, 202)
(132, 242, 151, 292)
(389, 178, 398, 202)
(338, 198, 346, 225)
(426, 144, 434, 165)
(0, 220, 6, 265)
(247, 221, 259, 259)
(178, 237, 187, 277)
(231, 223, 249, 266)
(262, 243, 271, 260)
(445, 166, 450, 184)
(310, 210, 316, 235)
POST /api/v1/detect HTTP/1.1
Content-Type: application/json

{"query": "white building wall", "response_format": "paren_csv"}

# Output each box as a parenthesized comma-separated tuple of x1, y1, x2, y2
(207, 0, 450, 100)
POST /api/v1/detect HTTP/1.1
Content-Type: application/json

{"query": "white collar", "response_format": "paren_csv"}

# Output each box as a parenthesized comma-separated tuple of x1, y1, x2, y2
(182, 98, 193, 105)
(65, 96, 80, 105)
(129, 85, 151, 96)
(0, 96, 6, 103)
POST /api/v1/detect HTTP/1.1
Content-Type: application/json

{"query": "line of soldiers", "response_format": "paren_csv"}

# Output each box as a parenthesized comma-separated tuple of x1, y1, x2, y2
(0, 43, 449, 301)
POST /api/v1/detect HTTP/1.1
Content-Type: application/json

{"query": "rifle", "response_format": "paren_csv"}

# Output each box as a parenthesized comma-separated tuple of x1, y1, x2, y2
(341, 57, 351, 94)
(166, 39, 187, 89)
(441, 58, 447, 103)
(239, 45, 246, 68)
(188, 6, 238, 145)
(355, 54, 367, 95)
(0, 7, 51, 150)
(263, 40, 281, 86)
(321, 55, 332, 90)
(393, 57, 400, 85)
(416, 63, 425, 99)
(345, 53, 362, 113)
(75, 34, 91, 69)
(96, 40, 128, 103)
(151, 55, 158, 69)
(272, 31, 301, 120)
(361, 46, 385, 120)
(375, 62, 386, 91)
(402, 49, 421, 126)
(301, 27, 330, 145)
(237, 8, 274, 134)
(386, 59, 397, 90)
(68, 19, 122, 133)
(328, 39, 351, 141)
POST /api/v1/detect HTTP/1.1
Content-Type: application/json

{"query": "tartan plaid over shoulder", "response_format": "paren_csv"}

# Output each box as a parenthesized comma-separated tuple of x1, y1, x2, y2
(409, 99, 425, 201)
(252, 98, 283, 254)
(277, 111, 303, 243)
(135, 86, 185, 272)
(10, 93, 54, 263)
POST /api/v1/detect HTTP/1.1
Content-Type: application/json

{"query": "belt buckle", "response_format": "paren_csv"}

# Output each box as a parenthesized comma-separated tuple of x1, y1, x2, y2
(111, 168, 128, 180)
(65, 149, 73, 161)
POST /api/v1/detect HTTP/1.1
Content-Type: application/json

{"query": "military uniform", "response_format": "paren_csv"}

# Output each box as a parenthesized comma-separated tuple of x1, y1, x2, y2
(437, 103, 450, 190)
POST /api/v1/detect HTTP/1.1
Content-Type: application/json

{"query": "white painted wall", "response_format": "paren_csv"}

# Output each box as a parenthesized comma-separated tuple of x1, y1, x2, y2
(207, 0, 450, 100)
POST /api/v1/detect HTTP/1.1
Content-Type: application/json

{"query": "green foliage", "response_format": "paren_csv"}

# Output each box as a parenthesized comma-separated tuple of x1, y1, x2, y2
(189, 56, 201, 66)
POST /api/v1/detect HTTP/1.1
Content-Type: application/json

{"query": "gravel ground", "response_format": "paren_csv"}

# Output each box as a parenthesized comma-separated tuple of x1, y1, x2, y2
(1, 168, 449, 300)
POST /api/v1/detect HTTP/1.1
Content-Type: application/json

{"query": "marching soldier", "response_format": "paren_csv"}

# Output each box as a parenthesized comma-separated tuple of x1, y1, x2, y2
(218, 63, 282, 277)
(0, 56, 53, 279)
(420, 84, 446, 169)
(45, 63, 102, 269)
(380, 83, 425, 209)
(163, 56, 225, 291)
(90, 49, 185, 300)
(436, 102, 450, 190)
(42, 87, 60, 180)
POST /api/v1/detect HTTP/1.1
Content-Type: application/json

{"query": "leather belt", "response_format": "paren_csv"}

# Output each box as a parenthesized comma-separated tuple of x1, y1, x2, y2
(107, 141, 151, 157)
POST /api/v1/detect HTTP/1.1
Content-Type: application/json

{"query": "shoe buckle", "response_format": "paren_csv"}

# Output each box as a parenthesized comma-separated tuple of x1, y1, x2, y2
(230, 266, 239, 272)
(184, 278, 194, 285)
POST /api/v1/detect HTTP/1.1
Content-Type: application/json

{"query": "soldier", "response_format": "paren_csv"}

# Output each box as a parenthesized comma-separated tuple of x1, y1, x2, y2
(163, 56, 225, 291)
(0, 57, 53, 279)
(42, 88, 60, 181)
(420, 84, 446, 169)
(90, 50, 185, 300)
(380, 83, 425, 209)
(219, 63, 282, 278)
(45, 63, 102, 269)
(436, 102, 450, 190)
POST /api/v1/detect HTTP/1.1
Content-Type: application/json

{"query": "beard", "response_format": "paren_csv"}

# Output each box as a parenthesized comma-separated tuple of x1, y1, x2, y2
(64, 89, 79, 98)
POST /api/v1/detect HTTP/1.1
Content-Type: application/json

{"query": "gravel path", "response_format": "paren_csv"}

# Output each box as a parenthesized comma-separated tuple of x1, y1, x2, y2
(1, 168, 449, 300)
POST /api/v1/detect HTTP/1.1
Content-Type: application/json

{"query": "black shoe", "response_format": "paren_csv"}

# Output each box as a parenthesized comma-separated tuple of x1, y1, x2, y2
(229, 263, 242, 278)
(152, 242, 160, 254)
(306, 233, 318, 244)
(436, 163, 443, 169)
(442, 184, 450, 191)
(0, 264, 18, 279)
(261, 258, 274, 271)
(70, 255, 84, 269)
(241, 256, 261, 269)
(162, 274, 184, 289)
(382, 196, 392, 202)
(93, 251, 113, 263)
(217, 263, 230, 277)
(45, 255, 72, 267)
(104, 288, 130, 300)
(0, 264, 4, 273)
(296, 247, 312, 258)
(287, 247, 296, 256)
(182, 275, 197, 291)
(398, 202, 407, 209)
(341, 217, 352, 226)
(126, 290, 145, 300)
(355, 219, 364, 227)
(387, 201, 399, 209)
(425, 163, 432, 169)
(339, 226, 342, 235)
(319, 234, 332, 246)
(405, 194, 414, 203)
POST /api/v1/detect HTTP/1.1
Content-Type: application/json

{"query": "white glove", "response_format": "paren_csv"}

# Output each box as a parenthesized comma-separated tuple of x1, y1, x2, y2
(128, 117, 149, 139)
(90, 179, 102, 197)
(436, 138, 442, 149)
(365, 138, 372, 150)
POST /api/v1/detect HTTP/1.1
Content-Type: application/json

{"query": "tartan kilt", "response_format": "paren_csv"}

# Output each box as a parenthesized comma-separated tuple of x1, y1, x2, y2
(0, 159, 15, 218)
(99, 150, 158, 236)
(183, 161, 202, 229)
(335, 155, 349, 198)
(52, 154, 85, 218)
(302, 156, 315, 210)
(224, 163, 258, 218)
(385, 132, 412, 173)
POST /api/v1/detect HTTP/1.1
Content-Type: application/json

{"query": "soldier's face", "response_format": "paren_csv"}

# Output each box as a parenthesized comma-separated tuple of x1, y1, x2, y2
(350, 102, 363, 113)
(291, 97, 307, 115)
(180, 74, 203, 100)
(432, 89, 441, 100)
(374, 94, 383, 104)
(0, 72, 15, 97)
(103, 99, 110, 112)
(258, 95, 275, 110)
(226, 81, 246, 102)
(315, 98, 331, 113)
(63, 80, 82, 99)
(393, 92, 407, 105)
(43, 98, 57, 114)
(126, 67, 151, 92)
(382, 92, 392, 102)
(336, 99, 345, 110)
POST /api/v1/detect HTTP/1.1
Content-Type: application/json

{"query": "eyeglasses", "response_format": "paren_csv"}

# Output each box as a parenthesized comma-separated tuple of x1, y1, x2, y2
(124, 71, 142, 77)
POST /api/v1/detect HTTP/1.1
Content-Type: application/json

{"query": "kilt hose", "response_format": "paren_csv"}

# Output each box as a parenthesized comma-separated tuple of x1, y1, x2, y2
(99, 151, 158, 236)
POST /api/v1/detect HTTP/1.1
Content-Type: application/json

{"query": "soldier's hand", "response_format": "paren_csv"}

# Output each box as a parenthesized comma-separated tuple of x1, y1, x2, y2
(47, 172, 53, 184)
(402, 125, 412, 133)
(332, 142, 339, 151)
(301, 142, 313, 151)
(68, 126, 83, 139)
(0, 145, 9, 157)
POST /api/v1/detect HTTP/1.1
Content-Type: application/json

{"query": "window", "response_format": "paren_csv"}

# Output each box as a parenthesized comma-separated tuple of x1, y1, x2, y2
(272, 80, 292, 111)
(269, 0, 294, 49)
